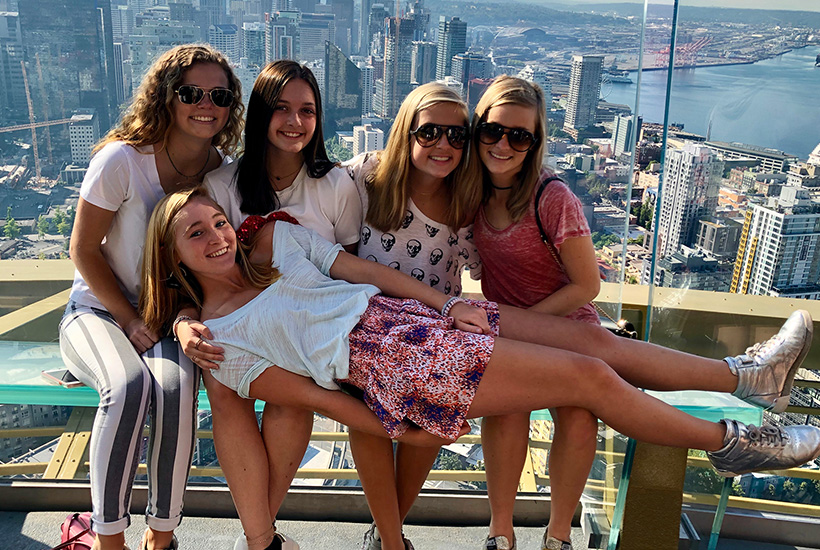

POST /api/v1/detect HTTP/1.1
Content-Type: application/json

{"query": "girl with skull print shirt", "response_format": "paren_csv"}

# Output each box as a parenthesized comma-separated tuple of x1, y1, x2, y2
(348, 153, 479, 297)
(341, 83, 484, 550)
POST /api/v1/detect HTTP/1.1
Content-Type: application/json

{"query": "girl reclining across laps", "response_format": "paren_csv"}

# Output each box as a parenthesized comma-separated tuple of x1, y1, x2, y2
(141, 187, 820, 550)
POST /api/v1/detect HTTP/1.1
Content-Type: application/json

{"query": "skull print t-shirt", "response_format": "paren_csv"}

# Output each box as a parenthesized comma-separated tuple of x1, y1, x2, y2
(345, 153, 480, 297)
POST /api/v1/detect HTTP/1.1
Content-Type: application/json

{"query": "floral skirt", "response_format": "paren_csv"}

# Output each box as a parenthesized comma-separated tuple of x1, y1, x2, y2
(343, 295, 500, 440)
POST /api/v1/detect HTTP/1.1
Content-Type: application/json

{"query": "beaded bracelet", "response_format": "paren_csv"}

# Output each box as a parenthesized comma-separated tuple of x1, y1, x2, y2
(172, 315, 194, 340)
(441, 296, 464, 317)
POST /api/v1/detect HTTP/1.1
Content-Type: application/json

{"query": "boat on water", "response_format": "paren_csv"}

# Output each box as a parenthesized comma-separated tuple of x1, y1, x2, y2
(603, 70, 634, 84)
(815, 53, 820, 66)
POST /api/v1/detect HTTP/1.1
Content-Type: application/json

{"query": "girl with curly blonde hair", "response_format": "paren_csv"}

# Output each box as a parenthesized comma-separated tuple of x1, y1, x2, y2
(60, 44, 243, 550)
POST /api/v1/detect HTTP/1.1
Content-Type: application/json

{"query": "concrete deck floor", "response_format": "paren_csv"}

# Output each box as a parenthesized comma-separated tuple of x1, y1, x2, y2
(3, 511, 818, 550)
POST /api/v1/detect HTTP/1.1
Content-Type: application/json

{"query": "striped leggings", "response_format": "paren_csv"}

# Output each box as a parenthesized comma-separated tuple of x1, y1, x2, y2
(59, 303, 199, 536)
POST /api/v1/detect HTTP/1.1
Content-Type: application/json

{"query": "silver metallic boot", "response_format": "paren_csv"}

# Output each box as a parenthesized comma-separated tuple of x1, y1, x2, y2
(707, 419, 820, 477)
(484, 535, 515, 550)
(726, 309, 813, 413)
(542, 534, 573, 550)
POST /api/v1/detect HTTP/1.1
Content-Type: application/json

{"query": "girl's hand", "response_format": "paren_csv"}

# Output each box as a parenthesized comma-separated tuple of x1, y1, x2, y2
(395, 421, 470, 447)
(177, 320, 224, 370)
(450, 302, 491, 334)
(125, 318, 159, 354)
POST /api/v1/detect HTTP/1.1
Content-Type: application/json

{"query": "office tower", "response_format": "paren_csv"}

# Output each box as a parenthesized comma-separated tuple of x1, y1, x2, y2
(613, 114, 636, 157)
(410, 41, 436, 86)
(704, 141, 798, 173)
(382, 15, 414, 117)
(731, 186, 820, 298)
(243, 22, 266, 66)
(139, 19, 200, 46)
(0, 11, 24, 120)
(652, 144, 722, 258)
(435, 16, 466, 81)
(19, 0, 118, 132)
(696, 217, 741, 260)
(169, 0, 195, 22)
(290, 0, 315, 12)
(357, 61, 374, 116)
(265, 10, 298, 61)
(112, 43, 126, 105)
(127, 0, 150, 14)
(373, 78, 385, 117)
(329, 0, 353, 55)
(406, 0, 430, 41)
(112, 5, 134, 40)
(324, 41, 361, 131)
(451, 52, 490, 94)
(209, 24, 240, 62)
(353, 124, 383, 155)
(272, 0, 291, 10)
(367, 3, 389, 57)
(200, 0, 225, 26)
(518, 64, 551, 101)
(299, 13, 334, 63)
(563, 54, 604, 136)
(357, 0, 372, 55)
(466, 77, 492, 112)
(69, 109, 100, 166)
(127, 33, 160, 86)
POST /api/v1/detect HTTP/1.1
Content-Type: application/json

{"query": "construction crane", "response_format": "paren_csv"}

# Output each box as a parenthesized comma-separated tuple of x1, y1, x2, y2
(0, 118, 72, 134)
(20, 60, 41, 183)
(655, 37, 712, 68)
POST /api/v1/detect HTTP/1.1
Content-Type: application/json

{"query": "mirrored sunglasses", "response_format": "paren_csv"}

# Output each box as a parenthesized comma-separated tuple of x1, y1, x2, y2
(476, 122, 538, 152)
(175, 85, 234, 108)
(409, 123, 469, 149)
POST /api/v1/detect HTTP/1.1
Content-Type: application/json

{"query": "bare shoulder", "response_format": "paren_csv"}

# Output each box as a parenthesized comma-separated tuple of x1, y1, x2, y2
(248, 221, 276, 265)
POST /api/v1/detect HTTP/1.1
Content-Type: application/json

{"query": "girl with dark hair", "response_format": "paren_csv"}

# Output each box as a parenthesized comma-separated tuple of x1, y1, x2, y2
(60, 44, 242, 550)
(174, 60, 361, 550)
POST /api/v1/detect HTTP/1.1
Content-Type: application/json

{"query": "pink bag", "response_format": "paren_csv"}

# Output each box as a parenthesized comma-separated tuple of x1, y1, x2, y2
(53, 512, 95, 550)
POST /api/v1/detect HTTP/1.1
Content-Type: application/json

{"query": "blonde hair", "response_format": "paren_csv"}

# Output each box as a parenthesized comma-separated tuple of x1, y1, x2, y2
(366, 82, 482, 232)
(95, 44, 244, 156)
(140, 187, 279, 335)
(472, 75, 548, 223)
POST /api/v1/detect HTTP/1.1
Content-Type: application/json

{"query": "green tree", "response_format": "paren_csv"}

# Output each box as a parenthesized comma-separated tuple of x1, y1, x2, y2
(437, 452, 466, 471)
(324, 138, 353, 163)
(57, 219, 72, 237)
(53, 208, 65, 228)
(37, 214, 49, 240)
(4, 206, 20, 239)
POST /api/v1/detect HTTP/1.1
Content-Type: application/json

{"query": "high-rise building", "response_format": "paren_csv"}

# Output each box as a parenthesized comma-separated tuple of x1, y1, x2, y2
(406, 0, 430, 41)
(209, 23, 240, 62)
(0, 11, 24, 120)
(467, 77, 492, 112)
(367, 3, 389, 57)
(112, 5, 134, 40)
(353, 123, 383, 155)
(168, 0, 195, 23)
(410, 41, 436, 86)
(243, 22, 266, 66)
(69, 109, 100, 166)
(357, 0, 373, 55)
(451, 52, 490, 94)
(265, 11, 298, 62)
(357, 61, 374, 116)
(652, 144, 722, 258)
(299, 13, 335, 63)
(435, 16, 466, 81)
(328, 0, 354, 55)
(112, 42, 126, 105)
(731, 186, 820, 299)
(613, 114, 641, 157)
(563, 54, 604, 136)
(19, 0, 118, 132)
(704, 140, 798, 173)
(200, 0, 226, 26)
(290, 0, 316, 12)
(381, 15, 415, 117)
(517, 64, 551, 102)
(324, 41, 361, 131)
(127, 33, 160, 86)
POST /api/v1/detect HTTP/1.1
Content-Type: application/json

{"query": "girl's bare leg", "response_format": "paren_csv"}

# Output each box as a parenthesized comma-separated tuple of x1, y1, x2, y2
(482, 413, 529, 545)
(496, 305, 737, 393)
(202, 374, 273, 543)
(546, 407, 598, 543)
(260, 403, 313, 518)
(467, 338, 726, 451)
(93, 533, 126, 550)
(348, 430, 406, 550)
(395, 442, 440, 518)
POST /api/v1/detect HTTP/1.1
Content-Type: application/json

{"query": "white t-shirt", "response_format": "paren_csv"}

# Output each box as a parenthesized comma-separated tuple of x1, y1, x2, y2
(344, 153, 481, 297)
(204, 222, 379, 398)
(68, 141, 230, 310)
(204, 161, 362, 246)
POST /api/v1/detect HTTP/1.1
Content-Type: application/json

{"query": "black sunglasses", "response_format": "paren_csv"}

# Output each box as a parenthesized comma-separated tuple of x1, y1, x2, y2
(409, 123, 469, 150)
(476, 122, 539, 152)
(175, 85, 234, 108)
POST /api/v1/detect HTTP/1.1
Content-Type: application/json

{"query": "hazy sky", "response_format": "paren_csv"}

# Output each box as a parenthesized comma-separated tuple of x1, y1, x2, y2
(571, 0, 820, 11)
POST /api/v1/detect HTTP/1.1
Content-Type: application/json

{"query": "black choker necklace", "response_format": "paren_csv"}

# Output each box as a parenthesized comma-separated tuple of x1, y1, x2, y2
(491, 183, 514, 190)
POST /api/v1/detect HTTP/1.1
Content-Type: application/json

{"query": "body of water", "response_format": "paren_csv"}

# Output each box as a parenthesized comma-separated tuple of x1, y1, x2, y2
(605, 47, 820, 159)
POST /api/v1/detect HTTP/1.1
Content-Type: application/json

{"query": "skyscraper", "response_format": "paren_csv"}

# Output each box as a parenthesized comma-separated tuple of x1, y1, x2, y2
(563, 54, 604, 136)
(69, 108, 99, 166)
(265, 11, 298, 62)
(112, 42, 126, 105)
(19, 0, 118, 132)
(653, 144, 722, 258)
(435, 16, 466, 81)
(731, 186, 820, 299)
(357, 61, 374, 116)
(329, 0, 354, 55)
(0, 11, 24, 120)
(353, 124, 383, 155)
(451, 52, 490, 94)
(243, 22, 266, 66)
(382, 15, 414, 117)
(517, 64, 551, 102)
(357, 0, 373, 55)
(209, 24, 240, 62)
(410, 41, 436, 86)
(299, 13, 335, 63)
(324, 41, 361, 132)
(613, 114, 637, 157)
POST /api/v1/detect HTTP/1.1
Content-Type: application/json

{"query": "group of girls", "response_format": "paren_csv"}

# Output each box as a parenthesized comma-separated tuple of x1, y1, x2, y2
(63, 42, 820, 550)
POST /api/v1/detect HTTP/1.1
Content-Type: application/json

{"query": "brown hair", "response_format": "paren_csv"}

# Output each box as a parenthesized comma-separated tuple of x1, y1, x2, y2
(471, 75, 548, 223)
(95, 44, 244, 156)
(366, 82, 482, 232)
(140, 187, 279, 335)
